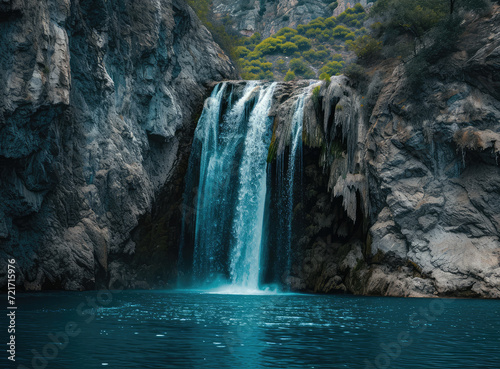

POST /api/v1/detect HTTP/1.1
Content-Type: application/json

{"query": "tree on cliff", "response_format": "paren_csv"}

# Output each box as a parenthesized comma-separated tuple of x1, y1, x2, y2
(372, 0, 446, 40)
(372, 0, 492, 56)
(449, 0, 492, 14)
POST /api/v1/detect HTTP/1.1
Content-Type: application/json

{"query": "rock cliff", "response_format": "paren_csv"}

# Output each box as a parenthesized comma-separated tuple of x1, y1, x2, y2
(212, 0, 332, 38)
(0, 0, 236, 290)
(211, 0, 372, 38)
(287, 5, 500, 298)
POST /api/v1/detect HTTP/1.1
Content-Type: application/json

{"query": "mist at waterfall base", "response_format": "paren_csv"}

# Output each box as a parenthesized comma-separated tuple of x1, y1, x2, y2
(178, 82, 310, 293)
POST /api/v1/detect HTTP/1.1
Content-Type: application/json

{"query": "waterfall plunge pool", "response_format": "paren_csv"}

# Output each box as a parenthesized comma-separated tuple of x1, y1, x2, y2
(13, 290, 500, 368)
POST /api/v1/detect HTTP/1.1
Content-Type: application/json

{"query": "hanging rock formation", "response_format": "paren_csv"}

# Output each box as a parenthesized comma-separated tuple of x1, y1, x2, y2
(287, 6, 500, 298)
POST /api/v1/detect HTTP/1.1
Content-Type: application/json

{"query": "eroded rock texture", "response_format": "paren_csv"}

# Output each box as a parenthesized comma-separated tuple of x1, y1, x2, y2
(289, 7, 500, 298)
(0, 0, 236, 290)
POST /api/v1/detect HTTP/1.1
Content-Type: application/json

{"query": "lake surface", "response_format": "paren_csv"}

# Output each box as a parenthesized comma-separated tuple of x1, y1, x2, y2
(8, 290, 500, 368)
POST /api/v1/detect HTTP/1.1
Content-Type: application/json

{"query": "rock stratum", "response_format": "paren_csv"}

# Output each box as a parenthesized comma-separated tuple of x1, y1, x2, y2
(0, 0, 236, 290)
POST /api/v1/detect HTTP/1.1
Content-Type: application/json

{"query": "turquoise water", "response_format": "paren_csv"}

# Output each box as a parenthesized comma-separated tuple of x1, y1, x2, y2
(9, 291, 500, 368)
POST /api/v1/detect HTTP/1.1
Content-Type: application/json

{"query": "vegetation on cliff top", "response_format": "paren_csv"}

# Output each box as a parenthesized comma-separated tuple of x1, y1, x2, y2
(236, 4, 369, 81)
(186, 0, 371, 81)
(370, 0, 493, 90)
(186, 0, 493, 82)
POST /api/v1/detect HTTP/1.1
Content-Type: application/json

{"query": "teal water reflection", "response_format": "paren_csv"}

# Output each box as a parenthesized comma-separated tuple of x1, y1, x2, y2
(10, 291, 500, 368)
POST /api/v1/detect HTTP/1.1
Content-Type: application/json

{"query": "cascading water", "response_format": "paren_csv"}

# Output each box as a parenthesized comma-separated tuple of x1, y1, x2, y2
(284, 89, 308, 273)
(230, 83, 277, 289)
(267, 85, 314, 285)
(179, 81, 312, 291)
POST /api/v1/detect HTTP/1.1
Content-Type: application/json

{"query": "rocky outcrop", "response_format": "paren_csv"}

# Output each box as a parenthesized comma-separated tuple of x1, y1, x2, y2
(212, 0, 334, 38)
(0, 0, 236, 290)
(287, 5, 500, 298)
(211, 0, 374, 38)
(333, 0, 371, 17)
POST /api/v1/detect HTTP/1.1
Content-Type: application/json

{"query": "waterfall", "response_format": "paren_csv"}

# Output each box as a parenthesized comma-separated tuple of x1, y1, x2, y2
(230, 83, 277, 289)
(180, 81, 311, 291)
(284, 90, 308, 275)
(269, 86, 312, 285)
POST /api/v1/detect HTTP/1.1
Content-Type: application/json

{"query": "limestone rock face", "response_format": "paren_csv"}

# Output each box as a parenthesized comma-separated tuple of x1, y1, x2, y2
(211, 0, 374, 38)
(0, 0, 236, 290)
(288, 6, 500, 298)
(212, 0, 334, 38)
(333, 0, 370, 17)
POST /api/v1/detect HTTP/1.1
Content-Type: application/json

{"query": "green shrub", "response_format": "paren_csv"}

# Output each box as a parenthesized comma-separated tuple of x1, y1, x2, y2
(288, 58, 316, 78)
(347, 19, 362, 28)
(261, 61, 273, 70)
(306, 28, 322, 38)
(325, 16, 336, 28)
(352, 3, 366, 13)
(241, 71, 259, 80)
(308, 18, 326, 30)
(245, 32, 262, 47)
(282, 41, 299, 54)
(319, 72, 331, 81)
(303, 49, 330, 62)
(404, 55, 428, 92)
(342, 63, 366, 84)
(275, 27, 298, 39)
(420, 15, 463, 63)
(238, 58, 250, 67)
(243, 65, 261, 74)
(258, 70, 275, 80)
(289, 58, 312, 75)
(316, 50, 330, 60)
(255, 37, 283, 54)
(312, 85, 321, 105)
(289, 58, 305, 70)
(332, 25, 350, 38)
(371, 0, 447, 42)
(345, 32, 356, 41)
(355, 27, 368, 36)
(331, 53, 343, 61)
(275, 58, 287, 73)
(247, 50, 263, 60)
(320, 60, 345, 76)
(302, 49, 315, 61)
(284, 70, 296, 81)
(318, 29, 333, 42)
(346, 35, 382, 61)
(186, 0, 242, 62)
(235, 46, 250, 58)
(291, 35, 312, 50)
